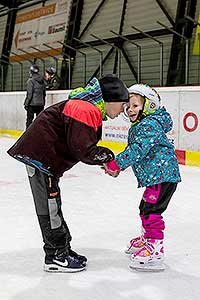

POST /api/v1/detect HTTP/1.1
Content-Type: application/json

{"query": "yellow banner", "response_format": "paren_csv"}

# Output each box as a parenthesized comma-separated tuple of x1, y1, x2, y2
(16, 4, 56, 24)
(192, 16, 200, 55)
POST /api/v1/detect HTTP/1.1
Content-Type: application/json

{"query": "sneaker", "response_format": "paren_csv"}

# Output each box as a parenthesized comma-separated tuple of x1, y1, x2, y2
(69, 249, 87, 265)
(44, 252, 86, 273)
(125, 235, 146, 254)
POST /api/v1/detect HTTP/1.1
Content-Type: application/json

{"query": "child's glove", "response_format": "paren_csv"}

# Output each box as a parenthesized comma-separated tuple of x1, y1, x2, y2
(103, 160, 120, 177)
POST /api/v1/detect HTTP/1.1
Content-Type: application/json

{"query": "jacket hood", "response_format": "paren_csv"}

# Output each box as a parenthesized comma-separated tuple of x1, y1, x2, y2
(32, 73, 45, 84)
(68, 77, 107, 120)
(150, 106, 173, 133)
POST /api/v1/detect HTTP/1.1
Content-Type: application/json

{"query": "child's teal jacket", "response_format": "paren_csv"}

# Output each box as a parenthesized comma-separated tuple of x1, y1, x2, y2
(116, 107, 181, 187)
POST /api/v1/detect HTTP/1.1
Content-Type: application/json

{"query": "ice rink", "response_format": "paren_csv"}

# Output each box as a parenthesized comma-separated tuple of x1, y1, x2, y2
(0, 136, 200, 300)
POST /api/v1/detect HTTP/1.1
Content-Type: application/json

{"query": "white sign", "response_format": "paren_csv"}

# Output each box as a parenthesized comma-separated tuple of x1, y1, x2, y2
(11, 1, 72, 59)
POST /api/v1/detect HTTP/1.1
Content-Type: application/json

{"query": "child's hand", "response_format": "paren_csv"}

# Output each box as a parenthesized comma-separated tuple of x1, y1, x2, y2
(103, 160, 120, 177)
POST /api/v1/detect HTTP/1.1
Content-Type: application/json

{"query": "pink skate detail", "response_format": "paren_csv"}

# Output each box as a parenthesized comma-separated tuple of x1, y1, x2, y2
(143, 184, 161, 204)
(129, 236, 145, 249)
(132, 242, 154, 258)
(140, 214, 165, 239)
(147, 238, 155, 243)
(131, 239, 164, 262)
(125, 235, 146, 254)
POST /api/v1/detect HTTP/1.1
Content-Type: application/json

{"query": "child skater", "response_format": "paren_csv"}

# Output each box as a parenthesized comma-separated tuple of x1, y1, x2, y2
(104, 83, 181, 271)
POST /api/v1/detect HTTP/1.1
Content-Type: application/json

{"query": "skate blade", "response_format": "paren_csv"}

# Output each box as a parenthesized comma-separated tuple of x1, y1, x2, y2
(44, 264, 86, 273)
(129, 261, 166, 272)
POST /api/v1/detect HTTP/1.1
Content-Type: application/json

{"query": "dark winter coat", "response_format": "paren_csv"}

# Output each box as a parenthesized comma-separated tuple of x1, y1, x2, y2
(45, 74, 61, 90)
(8, 78, 114, 177)
(24, 73, 46, 107)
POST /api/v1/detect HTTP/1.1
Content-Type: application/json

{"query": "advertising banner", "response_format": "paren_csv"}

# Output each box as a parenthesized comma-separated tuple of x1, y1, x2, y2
(11, 1, 72, 60)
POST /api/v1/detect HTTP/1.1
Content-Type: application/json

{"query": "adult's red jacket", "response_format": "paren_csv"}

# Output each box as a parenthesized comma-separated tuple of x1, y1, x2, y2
(7, 99, 114, 177)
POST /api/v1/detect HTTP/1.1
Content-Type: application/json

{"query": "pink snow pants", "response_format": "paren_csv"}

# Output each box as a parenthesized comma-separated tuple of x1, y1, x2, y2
(139, 182, 177, 239)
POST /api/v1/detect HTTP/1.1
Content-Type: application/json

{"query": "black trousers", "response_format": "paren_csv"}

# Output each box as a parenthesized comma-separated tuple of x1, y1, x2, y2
(25, 105, 44, 129)
(139, 182, 177, 216)
(26, 166, 72, 257)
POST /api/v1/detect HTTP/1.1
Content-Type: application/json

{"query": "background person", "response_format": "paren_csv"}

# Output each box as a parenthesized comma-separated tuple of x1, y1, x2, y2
(24, 64, 46, 129)
(7, 74, 129, 273)
(44, 66, 61, 90)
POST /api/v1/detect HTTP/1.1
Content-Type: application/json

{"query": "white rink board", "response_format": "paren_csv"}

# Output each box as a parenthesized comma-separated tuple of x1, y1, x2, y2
(1, 86, 200, 151)
(179, 90, 200, 151)
(0, 90, 70, 131)
(102, 86, 200, 151)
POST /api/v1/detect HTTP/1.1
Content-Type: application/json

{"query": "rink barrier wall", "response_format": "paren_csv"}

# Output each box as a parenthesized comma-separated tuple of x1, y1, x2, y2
(1, 130, 199, 167)
(0, 87, 200, 167)
(97, 141, 200, 167)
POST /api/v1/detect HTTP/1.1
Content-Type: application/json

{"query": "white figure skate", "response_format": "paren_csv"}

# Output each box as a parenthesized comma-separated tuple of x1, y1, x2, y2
(129, 238, 165, 272)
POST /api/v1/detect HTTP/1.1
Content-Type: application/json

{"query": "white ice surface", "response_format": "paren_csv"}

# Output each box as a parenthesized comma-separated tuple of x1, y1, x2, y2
(0, 137, 200, 300)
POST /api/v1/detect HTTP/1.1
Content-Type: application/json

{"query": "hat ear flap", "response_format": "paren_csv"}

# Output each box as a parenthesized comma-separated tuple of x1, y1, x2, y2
(143, 97, 159, 116)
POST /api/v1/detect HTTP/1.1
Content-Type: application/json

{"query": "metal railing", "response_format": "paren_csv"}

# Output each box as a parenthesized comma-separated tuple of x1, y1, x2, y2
(132, 25, 164, 86)
(110, 30, 141, 82)
(1, 21, 200, 91)
(91, 33, 121, 78)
